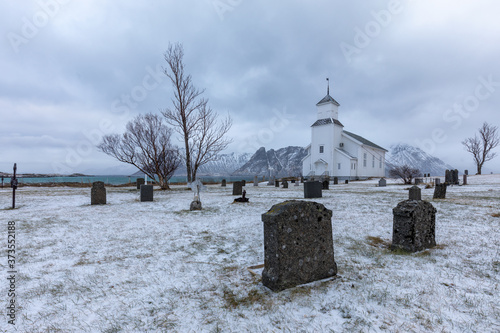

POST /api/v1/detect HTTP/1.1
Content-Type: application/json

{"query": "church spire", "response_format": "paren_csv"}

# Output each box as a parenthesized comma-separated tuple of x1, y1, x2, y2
(326, 77, 330, 95)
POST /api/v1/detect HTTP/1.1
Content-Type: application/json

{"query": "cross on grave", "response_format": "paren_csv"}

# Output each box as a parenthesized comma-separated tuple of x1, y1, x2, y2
(10, 163, 18, 209)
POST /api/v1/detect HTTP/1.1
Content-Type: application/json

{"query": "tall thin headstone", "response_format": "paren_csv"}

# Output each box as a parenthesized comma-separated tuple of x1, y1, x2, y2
(463, 174, 467, 185)
(91, 181, 106, 205)
(262, 200, 337, 291)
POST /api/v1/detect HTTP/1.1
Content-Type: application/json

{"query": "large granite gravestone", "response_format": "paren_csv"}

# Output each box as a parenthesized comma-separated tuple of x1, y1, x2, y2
(275, 180, 280, 187)
(221, 179, 227, 187)
(304, 181, 322, 198)
(136, 178, 145, 190)
(91, 181, 106, 205)
(232, 181, 243, 195)
(445, 170, 452, 184)
(379, 178, 387, 187)
(433, 183, 447, 199)
(322, 180, 329, 190)
(452, 169, 459, 185)
(463, 174, 467, 185)
(409, 186, 421, 200)
(282, 180, 288, 189)
(261, 200, 337, 291)
(392, 186, 436, 252)
(140, 185, 154, 202)
(254, 176, 259, 186)
(333, 177, 338, 185)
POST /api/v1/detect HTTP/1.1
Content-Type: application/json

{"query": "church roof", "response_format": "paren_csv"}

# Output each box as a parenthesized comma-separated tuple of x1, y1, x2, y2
(311, 118, 344, 127)
(316, 94, 340, 106)
(343, 130, 388, 152)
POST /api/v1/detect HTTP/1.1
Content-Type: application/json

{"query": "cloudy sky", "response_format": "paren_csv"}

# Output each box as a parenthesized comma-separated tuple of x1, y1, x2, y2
(1, 0, 499, 175)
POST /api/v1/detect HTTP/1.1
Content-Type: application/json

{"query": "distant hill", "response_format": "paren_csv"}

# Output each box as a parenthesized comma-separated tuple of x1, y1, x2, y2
(232, 146, 307, 177)
(173, 152, 253, 176)
(385, 143, 454, 177)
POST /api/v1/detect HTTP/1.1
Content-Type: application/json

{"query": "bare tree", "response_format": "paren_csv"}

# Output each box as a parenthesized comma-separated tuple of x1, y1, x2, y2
(462, 122, 499, 175)
(97, 113, 181, 190)
(162, 42, 232, 183)
(388, 164, 422, 184)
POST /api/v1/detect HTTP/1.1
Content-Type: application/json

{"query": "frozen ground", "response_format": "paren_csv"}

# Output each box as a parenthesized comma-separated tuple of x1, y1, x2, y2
(1, 175, 499, 332)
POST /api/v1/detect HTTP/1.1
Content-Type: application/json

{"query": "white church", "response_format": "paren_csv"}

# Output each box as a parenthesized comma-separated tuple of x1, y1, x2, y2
(302, 85, 387, 179)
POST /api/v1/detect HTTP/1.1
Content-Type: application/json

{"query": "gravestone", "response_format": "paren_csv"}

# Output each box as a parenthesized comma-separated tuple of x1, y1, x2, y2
(379, 178, 387, 187)
(392, 186, 436, 252)
(291, 179, 296, 183)
(267, 177, 274, 186)
(445, 170, 451, 184)
(221, 179, 227, 187)
(304, 181, 322, 198)
(261, 200, 337, 291)
(453, 169, 459, 185)
(435, 178, 441, 185)
(275, 180, 280, 187)
(433, 183, 447, 199)
(242, 180, 246, 186)
(409, 186, 421, 200)
(415, 178, 423, 185)
(91, 181, 106, 205)
(140, 185, 154, 202)
(282, 180, 288, 189)
(136, 178, 145, 190)
(294, 180, 299, 186)
(254, 176, 259, 186)
(233, 181, 243, 195)
(333, 177, 338, 185)
(345, 180, 349, 184)
(322, 180, 329, 190)
(463, 174, 467, 185)
(465, 169, 468, 176)
(190, 198, 202, 210)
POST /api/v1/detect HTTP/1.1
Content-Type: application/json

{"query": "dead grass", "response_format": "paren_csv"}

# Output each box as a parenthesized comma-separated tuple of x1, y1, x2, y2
(366, 236, 391, 249)
(491, 213, 500, 218)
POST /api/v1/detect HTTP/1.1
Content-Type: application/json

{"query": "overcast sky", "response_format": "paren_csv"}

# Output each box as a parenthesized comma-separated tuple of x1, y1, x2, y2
(1, 0, 499, 175)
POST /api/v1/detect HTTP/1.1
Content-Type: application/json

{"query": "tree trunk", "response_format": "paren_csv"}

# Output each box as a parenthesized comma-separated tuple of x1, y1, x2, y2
(184, 136, 192, 183)
(477, 163, 482, 175)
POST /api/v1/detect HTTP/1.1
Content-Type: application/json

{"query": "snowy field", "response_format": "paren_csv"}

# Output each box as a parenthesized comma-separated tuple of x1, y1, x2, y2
(1, 175, 499, 332)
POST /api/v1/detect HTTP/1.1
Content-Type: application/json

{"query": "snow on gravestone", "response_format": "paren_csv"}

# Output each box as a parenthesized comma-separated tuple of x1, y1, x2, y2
(91, 181, 106, 205)
(261, 200, 337, 291)
(392, 186, 437, 252)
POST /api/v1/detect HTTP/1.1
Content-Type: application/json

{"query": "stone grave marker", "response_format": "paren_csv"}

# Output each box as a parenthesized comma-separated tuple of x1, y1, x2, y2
(409, 186, 421, 200)
(322, 180, 329, 190)
(136, 178, 145, 189)
(433, 183, 447, 199)
(233, 181, 243, 195)
(333, 177, 338, 185)
(294, 179, 299, 186)
(465, 169, 468, 176)
(275, 180, 280, 187)
(345, 180, 349, 184)
(452, 169, 459, 185)
(435, 178, 441, 185)
(254, 176, 259, 186)
(221, 179, 227, 187)
(261, 200, 337, 291)
(242, 180, 246, 186)
(379, 178, 387, 187)
(415, 178, 423, 185)
(463, 174, 467, 185)
(267, 177, 274, 186)
(445, 170, 451, 184)
(91, 181, 106, 205)
(392, 186, 437, 252)
(282, 180, 288, 189)
(304, 181, 322, 198)
(140, 184, 154, 202)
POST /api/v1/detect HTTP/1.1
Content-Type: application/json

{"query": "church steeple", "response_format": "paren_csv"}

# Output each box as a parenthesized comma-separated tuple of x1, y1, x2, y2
(316, 78, 340, 120)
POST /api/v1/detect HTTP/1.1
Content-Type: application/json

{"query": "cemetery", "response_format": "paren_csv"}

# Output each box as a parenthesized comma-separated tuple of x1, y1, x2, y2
(1, 175, 499, 332)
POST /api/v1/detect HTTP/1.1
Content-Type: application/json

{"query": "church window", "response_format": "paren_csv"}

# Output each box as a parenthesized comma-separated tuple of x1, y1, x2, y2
(379, 157, 382, 168)
(363, 153, 367, 167)
(338, 163, 341, 170)
(319, 145, 324, 154)
(372, 155, 375, 168)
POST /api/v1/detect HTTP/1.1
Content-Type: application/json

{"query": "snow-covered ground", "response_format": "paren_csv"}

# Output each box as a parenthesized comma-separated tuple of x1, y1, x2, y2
(1, 175, 499, 332)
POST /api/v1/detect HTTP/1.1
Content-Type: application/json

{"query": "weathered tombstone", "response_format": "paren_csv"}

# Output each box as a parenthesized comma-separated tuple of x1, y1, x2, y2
(91, 181, 106, 205)
(379, 178, 387, 187)
(409, 186, 421, 200)
(294, 180, 299, 186)
(221, 179, 227, 187)
(261, 200, 337, 291)
(453, 169, 459, 185)
(435, 178, 441, 185)
(242, 180, 246, 186)
(433, 183, 447, 199)
(232, 181, 243, 195)
(190, 198, 202, 210)
(322, 180, 329, 190)
(345, 180, 349, 184)
(333, 177, 338, 185)
(275, 180, 280, 187)
(282, 180, 288, 189)
(304, 181, 322, 198)
(136, 178, 145, 190)
(445, 170, 451, 184)
(392, 187, 436, 252)
(291, 179, 296, 183)
(254, 176, 259, 186)
(415, 178, 423, 185)
(465, 170, 468, 176)
(140, 184, 154, 202)
(463, 174, 467, 185)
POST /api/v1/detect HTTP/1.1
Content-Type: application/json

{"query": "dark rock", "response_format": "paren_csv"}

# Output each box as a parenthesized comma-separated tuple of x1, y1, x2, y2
(262, 200, 337, 291)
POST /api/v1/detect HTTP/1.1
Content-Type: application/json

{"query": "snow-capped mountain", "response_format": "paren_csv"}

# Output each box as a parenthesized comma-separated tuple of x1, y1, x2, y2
(385, 143, 454, 177)
(232, 146, 307, 177)
(173, 152, 252, 176)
